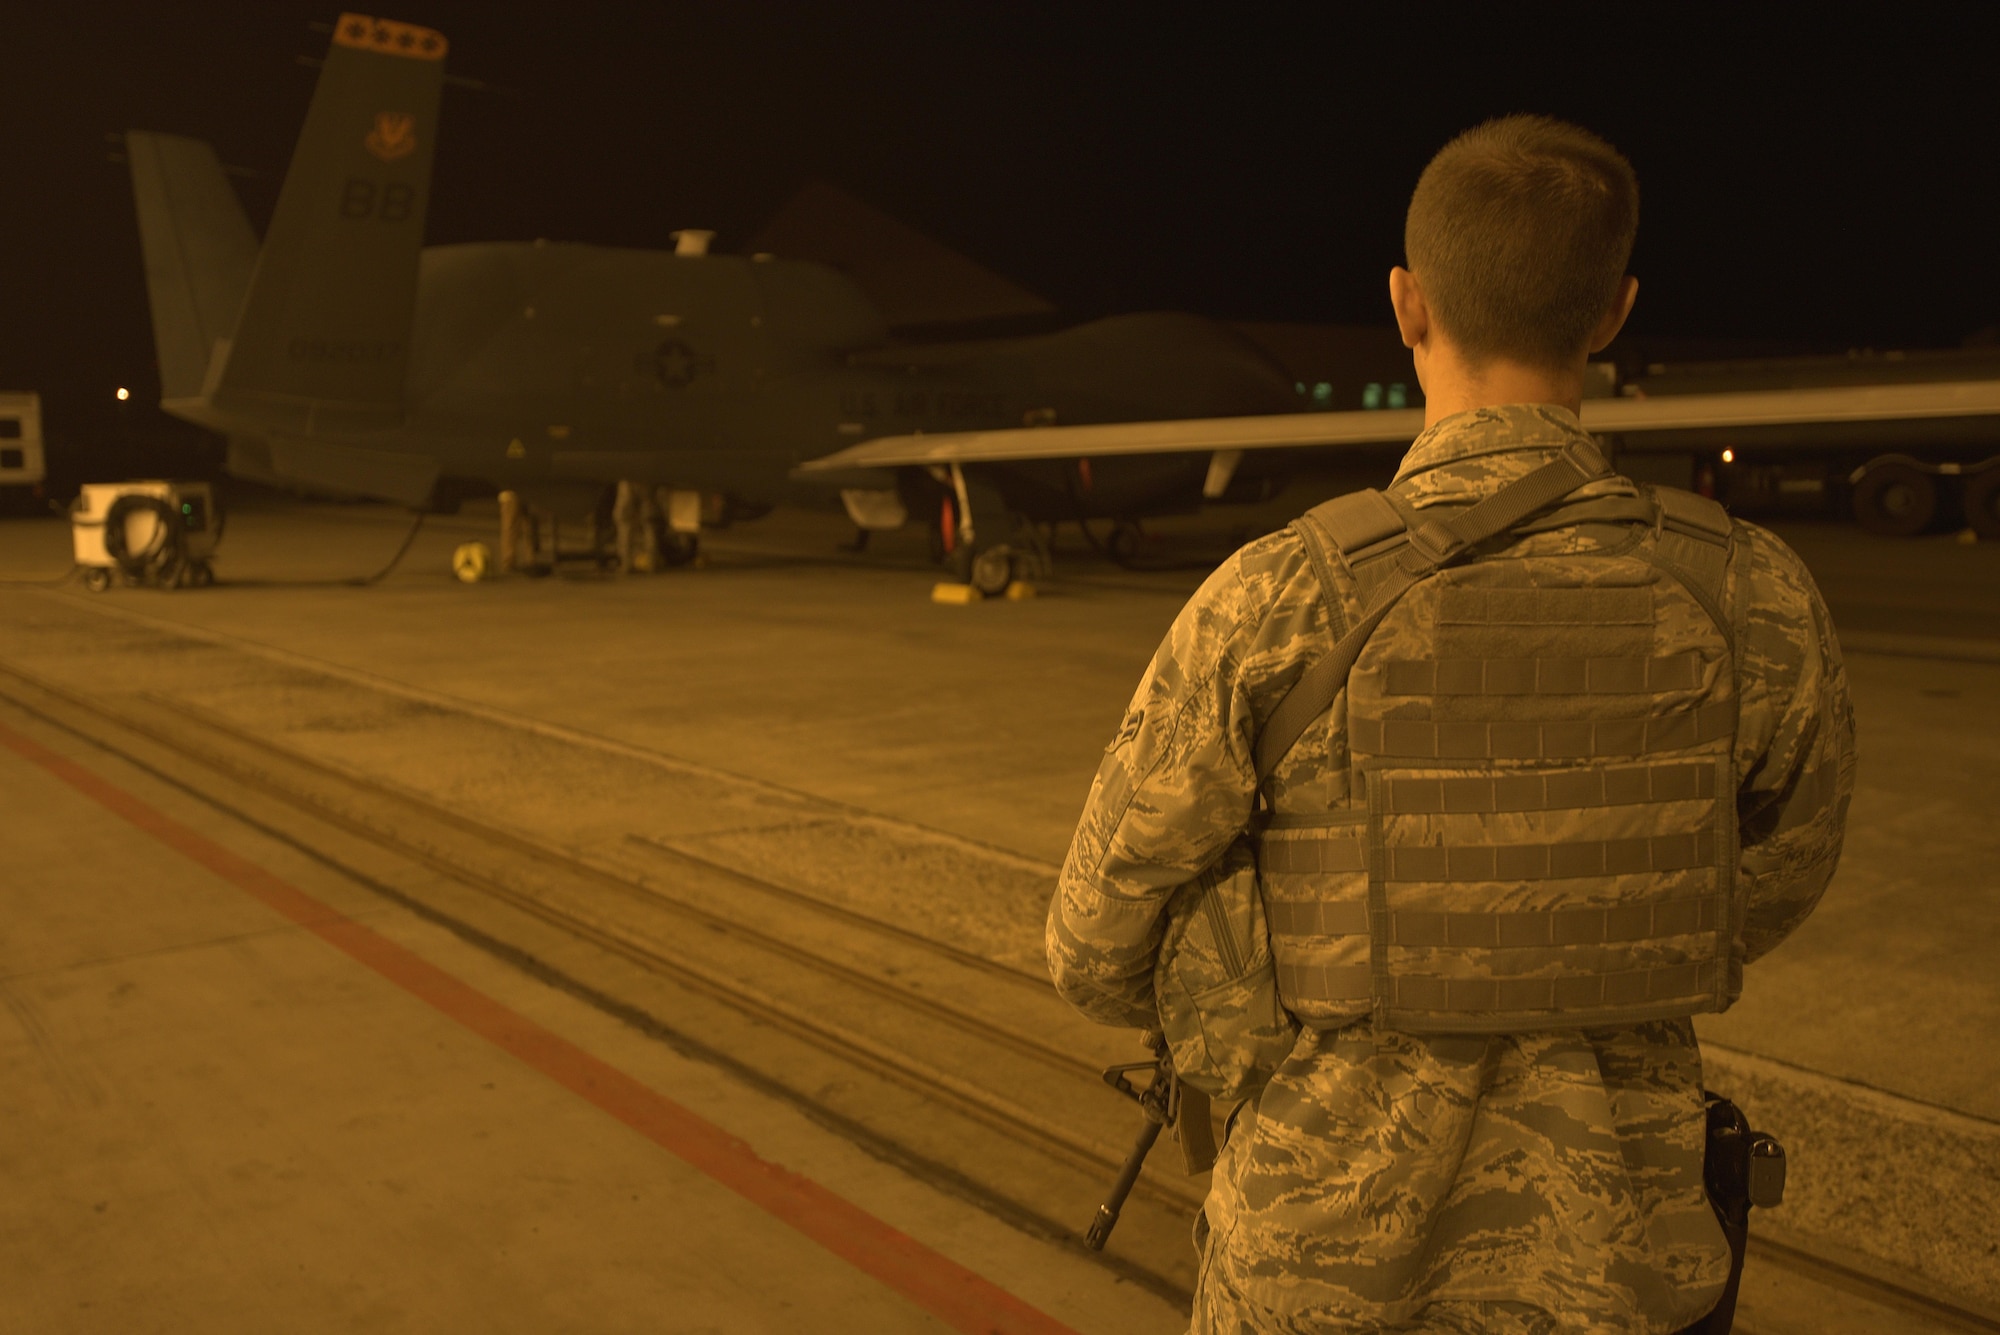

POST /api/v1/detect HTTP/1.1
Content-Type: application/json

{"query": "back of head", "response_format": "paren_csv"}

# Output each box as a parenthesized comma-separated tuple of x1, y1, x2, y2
(1405, 115, 1638, 371)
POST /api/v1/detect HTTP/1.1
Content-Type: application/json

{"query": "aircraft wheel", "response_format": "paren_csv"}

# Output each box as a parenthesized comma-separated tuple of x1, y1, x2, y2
(969, 547, 1015, 597)
(188, 560, 215, 588)
(1963, 465, 2000, 540)
(453, 541, 493, 583)
(656, 532, 699, 567)
(82, 567, 112, 593)
(1108, 520, 1146, 566)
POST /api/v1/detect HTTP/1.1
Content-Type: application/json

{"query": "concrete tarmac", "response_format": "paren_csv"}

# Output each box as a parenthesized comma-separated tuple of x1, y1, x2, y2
(3, 495, 1998, 1329)
(0, 687, 1179, 1334)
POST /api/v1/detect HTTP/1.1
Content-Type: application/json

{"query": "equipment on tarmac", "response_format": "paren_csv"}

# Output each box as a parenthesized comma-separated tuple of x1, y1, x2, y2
(1085, 1028, 1216, 1251)
(71, 480, 219, 592)
(1675, 1093, 1788, 1335)
(0, 391, 47, 511)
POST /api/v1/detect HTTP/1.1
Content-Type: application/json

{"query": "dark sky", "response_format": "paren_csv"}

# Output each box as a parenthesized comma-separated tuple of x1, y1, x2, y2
(4, 2, 1997, 461)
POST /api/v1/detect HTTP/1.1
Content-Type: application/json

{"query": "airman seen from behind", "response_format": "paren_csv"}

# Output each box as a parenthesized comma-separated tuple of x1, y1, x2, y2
(1049, 114, 1857, 1334)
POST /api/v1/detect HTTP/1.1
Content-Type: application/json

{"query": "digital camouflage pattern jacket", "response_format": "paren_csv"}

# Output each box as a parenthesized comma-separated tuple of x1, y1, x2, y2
(1048, 404, 1857, 1334)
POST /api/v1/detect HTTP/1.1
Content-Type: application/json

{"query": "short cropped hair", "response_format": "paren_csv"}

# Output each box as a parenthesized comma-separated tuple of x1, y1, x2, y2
(1405, 115, 1639, 369)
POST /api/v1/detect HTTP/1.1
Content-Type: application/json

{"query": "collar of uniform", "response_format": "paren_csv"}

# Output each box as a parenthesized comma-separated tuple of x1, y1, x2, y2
(1392, 403, 1608, 508)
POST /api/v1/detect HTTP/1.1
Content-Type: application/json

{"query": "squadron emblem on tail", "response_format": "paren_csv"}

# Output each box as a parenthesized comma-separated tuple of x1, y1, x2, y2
(365, 112, 418, 162)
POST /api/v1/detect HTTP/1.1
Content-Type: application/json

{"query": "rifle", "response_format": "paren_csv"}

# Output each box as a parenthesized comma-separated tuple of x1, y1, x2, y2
(1085, 1028, 1217, 1250)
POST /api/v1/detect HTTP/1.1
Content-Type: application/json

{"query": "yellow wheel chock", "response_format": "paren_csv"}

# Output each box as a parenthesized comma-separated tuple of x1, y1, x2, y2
(452, 541, 493, 583)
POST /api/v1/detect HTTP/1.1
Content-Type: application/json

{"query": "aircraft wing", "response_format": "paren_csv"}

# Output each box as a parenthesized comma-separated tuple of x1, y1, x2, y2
(798, 378, 2000, 472)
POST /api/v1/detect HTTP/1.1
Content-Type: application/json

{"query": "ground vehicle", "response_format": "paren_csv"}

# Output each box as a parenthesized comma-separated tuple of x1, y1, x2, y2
(1612, 347, 2000, 536)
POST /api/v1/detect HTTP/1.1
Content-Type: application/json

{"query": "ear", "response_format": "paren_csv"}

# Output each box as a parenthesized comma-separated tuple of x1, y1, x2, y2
(1390, 267, 1429, 350)
(1587, 275, 1640, 354)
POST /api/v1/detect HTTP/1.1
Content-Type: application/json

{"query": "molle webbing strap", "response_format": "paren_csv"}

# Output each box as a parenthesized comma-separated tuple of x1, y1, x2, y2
(1268, 892, 1718, 947)
(1380, 652, 1703, 696)
(1348, 697, 1735, 760)
(1383, 830, 1716, 881)
(1265, 900, 1371, 935)
(1273, 960, 1724, 1012)
(1438, 586, 1652, 625)
(1382, 760, 1716, 814)
(1254, 440, 1615, 781)
(1261, 828, 1715, 884)
(1260, 836, 1369, 875)
(1390, 961, 1721, 1015)
(1276, 961, 1373, 1003)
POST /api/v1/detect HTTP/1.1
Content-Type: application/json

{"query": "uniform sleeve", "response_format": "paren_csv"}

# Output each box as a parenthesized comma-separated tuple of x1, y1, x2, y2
(1046, 531, 1335, 1026)
(1046, 556, 1267, 1026)
(1729, 524, 1858, 966)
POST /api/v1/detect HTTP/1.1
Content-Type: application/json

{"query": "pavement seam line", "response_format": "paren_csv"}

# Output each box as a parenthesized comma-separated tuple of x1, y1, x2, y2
(26, 586, 1063, 875)
(0, 715, 1085, 1335)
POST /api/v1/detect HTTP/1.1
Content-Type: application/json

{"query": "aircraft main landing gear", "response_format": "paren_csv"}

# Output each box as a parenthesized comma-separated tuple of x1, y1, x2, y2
(929, 463, 1049, 602)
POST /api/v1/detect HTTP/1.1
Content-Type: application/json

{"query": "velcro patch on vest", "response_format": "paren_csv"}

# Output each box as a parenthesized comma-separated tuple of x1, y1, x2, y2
(1379, 652, 1703, 697)
(1437, 586, 1652, 626)
(1384, 761, 1717, 813)
(1351, 698, 1733, 759)
(1383, 830, 1716, 882)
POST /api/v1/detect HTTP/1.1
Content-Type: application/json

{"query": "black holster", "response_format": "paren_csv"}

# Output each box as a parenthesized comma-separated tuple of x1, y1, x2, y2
(1674, 1091, 1787, 1335)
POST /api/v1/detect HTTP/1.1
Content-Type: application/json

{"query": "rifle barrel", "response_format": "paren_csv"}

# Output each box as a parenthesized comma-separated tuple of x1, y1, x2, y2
(1084, 1117, 1164, 1250)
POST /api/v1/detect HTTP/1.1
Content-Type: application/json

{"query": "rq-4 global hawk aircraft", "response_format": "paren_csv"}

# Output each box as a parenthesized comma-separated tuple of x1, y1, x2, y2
(130, 13, 2000, 592)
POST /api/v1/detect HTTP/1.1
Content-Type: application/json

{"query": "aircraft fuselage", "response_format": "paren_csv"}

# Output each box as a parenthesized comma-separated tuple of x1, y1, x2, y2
(171, 240, 1301, 519)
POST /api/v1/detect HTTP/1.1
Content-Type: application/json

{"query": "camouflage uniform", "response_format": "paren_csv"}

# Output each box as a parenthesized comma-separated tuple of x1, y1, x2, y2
(1048, 404, 1856, 1334)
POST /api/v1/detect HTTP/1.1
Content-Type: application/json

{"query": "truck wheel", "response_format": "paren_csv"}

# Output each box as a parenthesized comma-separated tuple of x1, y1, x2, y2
(1963, 466, 2000, 541)
(1851, 461, 1937, 536)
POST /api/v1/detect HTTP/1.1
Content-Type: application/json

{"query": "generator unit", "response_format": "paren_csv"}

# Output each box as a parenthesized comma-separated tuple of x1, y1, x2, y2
(71, 481, 220, 591)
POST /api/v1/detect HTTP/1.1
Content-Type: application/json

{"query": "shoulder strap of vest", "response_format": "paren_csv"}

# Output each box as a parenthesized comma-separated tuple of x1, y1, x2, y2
(1288, 502, 1368, 646)
(1644, 485, 1737, 652)
(1305, 488, 1407, 555)
(1254, 438, 1615, 781)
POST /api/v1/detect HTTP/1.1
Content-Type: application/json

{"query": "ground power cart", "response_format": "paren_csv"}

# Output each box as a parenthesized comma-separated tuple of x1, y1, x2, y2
(71, 481, 220, 591)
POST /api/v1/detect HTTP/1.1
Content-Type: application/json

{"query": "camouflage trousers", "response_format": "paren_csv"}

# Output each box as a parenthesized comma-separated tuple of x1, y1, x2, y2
(1190, 1224, 1656, 1335)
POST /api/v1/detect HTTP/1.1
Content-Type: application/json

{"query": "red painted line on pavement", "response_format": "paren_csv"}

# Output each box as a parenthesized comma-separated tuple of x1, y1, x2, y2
(1, 719, 1084, 1335)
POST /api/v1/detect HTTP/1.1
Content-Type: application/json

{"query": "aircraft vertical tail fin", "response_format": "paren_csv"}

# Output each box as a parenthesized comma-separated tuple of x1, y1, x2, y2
(214, 13, 447, 429)
(125, 132, 259, 402)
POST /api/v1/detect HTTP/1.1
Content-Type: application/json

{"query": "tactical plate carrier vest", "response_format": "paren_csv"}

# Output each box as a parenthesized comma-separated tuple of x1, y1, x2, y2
(1252, 441, 1738, 1034)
